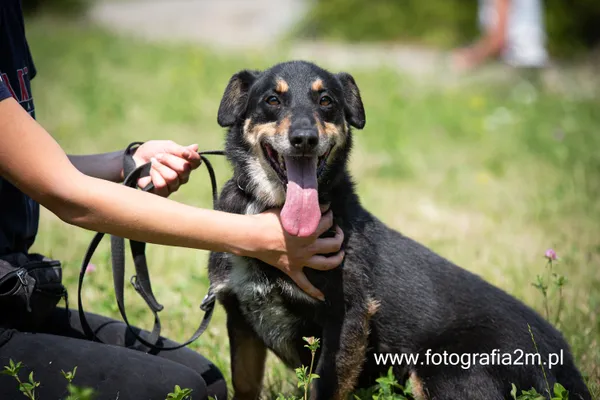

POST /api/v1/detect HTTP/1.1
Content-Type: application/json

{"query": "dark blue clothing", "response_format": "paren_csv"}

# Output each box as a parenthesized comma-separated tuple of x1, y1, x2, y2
(0, 77, 12, 101)
(0, 0, 39, 255)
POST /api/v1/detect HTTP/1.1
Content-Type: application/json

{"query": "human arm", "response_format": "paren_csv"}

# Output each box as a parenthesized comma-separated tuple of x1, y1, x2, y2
(453, 0, 510, 70)
(0, 96, 343, 300)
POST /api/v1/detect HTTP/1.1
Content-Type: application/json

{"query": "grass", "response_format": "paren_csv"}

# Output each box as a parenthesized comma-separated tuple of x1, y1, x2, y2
(23, 16, 600, 399)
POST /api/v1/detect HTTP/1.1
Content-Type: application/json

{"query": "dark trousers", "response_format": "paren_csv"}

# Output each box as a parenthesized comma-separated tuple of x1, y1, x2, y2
(0, 308, 227, 400)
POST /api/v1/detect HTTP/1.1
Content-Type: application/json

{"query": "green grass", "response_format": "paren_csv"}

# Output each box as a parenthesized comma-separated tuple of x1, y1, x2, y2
(24, 17, 600, 399)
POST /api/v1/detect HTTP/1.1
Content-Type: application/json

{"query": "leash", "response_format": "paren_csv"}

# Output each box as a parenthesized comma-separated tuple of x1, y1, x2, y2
(77, 142, 225, 352)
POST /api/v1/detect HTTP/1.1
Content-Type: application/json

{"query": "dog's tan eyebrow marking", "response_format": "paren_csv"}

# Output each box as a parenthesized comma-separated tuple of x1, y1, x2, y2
(311, 78, 324, 92)
(275, 78, 289, 93)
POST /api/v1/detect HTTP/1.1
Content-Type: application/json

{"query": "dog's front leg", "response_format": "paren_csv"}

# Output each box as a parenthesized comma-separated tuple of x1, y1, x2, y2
(224, 298, 267, 400)
(311, 295, 378, 400)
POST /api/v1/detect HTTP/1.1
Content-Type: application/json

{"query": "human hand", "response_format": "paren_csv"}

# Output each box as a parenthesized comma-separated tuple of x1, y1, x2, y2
(250, 205, 345, 301)
(132, 140, 202, 197)
(451, 47, 481, 72)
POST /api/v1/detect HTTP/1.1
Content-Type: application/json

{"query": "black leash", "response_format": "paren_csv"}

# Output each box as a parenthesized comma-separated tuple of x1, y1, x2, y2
(77, 142, 225, 352)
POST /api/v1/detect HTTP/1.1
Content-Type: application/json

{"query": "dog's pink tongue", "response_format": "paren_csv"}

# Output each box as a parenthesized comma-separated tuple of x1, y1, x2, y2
(281, 156, 320, 237)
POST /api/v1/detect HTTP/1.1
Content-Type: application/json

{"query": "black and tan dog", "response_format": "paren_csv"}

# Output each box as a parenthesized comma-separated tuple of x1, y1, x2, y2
(207, 61, 590, 400)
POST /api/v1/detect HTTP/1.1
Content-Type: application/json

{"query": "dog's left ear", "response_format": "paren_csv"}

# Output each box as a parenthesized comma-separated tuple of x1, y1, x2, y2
(336, 72, 366, 129)
(217, 69, 261, 127)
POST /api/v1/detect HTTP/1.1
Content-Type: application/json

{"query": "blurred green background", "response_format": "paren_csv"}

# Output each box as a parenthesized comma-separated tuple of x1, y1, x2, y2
(295, 0, 600, 57)
(16, 0, 600, 398)
(25, 0, 600, 57)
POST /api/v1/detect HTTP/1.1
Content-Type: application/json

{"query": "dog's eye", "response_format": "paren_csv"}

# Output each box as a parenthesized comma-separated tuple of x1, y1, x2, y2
(319, 95, 333, 107)
(266, 96, 281, 106)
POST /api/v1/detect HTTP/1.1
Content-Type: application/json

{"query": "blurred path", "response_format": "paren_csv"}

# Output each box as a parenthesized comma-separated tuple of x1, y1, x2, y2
(91, 0, 308, 50)
(89, 0, 597, 91)
(89, 0, 448, 78)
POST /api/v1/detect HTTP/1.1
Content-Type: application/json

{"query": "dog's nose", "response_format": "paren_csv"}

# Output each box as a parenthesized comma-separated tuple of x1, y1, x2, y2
(289, 129, 319, 152)
(289, 118, 318, 152)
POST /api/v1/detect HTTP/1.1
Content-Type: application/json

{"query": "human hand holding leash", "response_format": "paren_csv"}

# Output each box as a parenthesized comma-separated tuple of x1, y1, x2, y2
(251, 206, 344, 301)
(133, 140, 202, 197)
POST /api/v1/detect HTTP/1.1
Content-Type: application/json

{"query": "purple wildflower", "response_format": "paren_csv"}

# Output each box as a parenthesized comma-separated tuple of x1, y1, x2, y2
(544, 249, 557, 261)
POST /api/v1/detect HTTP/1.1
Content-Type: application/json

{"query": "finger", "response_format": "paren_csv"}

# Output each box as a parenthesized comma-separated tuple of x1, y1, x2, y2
(137, 176, 152, 189)
(149, 161, 169, 197)
(179, 172, 190, 186)
(184, 144, 201, 169)
(310, 226, 344, 254)
(314, 210, 334, 237)
(319, 203, 331, 214)
(156, 153, 194, 185)
(156, 153, 191, 175)
(290, 271, 325, 301)
(305, 250, 345, 271)
(162, 141, 199, 163)
(151, 158, 180, 194)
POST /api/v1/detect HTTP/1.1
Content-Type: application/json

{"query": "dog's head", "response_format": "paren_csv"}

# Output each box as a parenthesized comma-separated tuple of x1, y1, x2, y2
(217, 61, 365, 237)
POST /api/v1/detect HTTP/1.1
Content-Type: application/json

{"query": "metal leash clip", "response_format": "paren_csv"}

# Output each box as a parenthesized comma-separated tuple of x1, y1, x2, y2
(200, 290, 216, 312)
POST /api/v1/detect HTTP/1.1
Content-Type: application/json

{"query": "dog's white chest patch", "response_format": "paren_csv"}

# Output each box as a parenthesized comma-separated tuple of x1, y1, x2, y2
(227, 256, 308, 366)
(211, 200, 320, 366)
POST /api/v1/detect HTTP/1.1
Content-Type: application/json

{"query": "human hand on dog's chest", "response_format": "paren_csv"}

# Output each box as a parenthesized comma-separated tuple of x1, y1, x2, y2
(247, 204, 345, 301)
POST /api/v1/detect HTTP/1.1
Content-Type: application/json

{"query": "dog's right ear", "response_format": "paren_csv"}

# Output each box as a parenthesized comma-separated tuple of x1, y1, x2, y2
(217, 70, 260, 127)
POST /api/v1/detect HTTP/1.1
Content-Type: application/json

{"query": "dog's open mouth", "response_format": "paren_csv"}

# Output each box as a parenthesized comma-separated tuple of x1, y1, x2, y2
(262, 143, 333, 238)
(262, 143, 332, 184)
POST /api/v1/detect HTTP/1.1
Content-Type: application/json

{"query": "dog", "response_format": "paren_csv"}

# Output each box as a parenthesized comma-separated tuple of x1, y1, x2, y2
(207, 61, 591, 400)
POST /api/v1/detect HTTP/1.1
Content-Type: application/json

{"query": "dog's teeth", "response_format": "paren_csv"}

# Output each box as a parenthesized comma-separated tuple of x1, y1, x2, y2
(279, 154, 285, 170)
